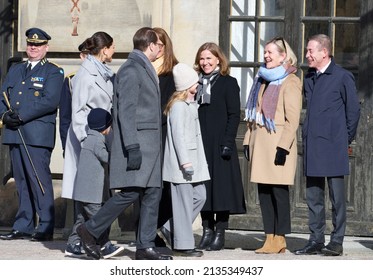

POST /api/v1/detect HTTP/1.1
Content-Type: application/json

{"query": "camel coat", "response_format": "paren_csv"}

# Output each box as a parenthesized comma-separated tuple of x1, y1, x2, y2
(243, 74, 302, 185)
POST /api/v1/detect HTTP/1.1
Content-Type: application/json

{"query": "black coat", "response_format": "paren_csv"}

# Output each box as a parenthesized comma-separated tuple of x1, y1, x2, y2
(198, 75, 246, 214)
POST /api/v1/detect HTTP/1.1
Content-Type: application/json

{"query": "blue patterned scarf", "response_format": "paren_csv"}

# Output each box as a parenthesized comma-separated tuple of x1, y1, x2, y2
(245, 64, 296, 132)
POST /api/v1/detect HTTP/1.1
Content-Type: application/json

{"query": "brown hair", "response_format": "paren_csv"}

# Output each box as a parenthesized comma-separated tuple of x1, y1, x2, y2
(133, 27, 158, 51)
(153, 27, 179, 75)
(194, 42, 230, 75)
(83, 31, 113, 55)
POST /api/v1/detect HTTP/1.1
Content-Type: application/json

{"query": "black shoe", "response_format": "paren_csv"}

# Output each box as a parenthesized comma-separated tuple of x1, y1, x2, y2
(294, 241, 325, 255)
(155, 234, 167, 247)
(135, 247, 173, 260)
(321, 241, 343, 256)
(77, 224, 101, 260)
(197, 227, 214, 250)
(30, 232, 53, 242)
(173, 249, 203, 257)
(158, 226, 173, 248)
(0, 230, 31, 240)
(206, 229, 225, 251)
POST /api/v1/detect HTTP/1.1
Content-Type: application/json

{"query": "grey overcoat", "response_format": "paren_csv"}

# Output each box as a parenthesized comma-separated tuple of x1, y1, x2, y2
(163, 100, 210, 183)
(109, 51, 162, 189)
(61, 58, 113, 199)
(73, 129, 109, 203)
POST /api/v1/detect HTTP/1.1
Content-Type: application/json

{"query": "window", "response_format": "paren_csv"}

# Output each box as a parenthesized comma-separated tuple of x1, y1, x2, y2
(223, 0, 360, 108)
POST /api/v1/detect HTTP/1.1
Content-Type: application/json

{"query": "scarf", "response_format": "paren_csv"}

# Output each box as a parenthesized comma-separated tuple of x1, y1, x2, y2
(132, 49, 159, 84)
(152, 55, 164, 75)
(196, 68, 220, 104)
(87, 54, 114, 82)
(245, 64, 297, 132)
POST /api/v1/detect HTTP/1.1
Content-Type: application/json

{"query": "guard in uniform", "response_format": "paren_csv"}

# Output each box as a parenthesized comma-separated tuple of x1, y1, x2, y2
(0, 27, 64, 241)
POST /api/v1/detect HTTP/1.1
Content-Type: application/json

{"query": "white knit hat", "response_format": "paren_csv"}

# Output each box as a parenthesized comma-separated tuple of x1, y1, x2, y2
(172, 63, 199, 91)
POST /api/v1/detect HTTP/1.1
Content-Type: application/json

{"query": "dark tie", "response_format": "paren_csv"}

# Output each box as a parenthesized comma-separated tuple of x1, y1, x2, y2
(25, 63, 31, 75)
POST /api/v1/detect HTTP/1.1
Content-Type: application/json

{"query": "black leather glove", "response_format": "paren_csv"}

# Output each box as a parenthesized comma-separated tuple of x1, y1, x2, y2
(274, 147, 289, 166)
(243, 145, 249, 161)
(221, 146, 232, 160)
(184, 166, 194, 175)
(127, 147, 142, 170)
(2, 110, 22, 128)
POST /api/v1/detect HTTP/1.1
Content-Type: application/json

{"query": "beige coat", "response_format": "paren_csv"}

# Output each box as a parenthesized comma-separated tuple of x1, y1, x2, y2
(243, 74, 302, 185)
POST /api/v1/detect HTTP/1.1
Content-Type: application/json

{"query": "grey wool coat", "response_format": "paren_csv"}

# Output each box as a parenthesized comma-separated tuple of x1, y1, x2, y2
(73, 129, 109, 203)
(109, 51, 162, 189)
(163, 100, 210, 183)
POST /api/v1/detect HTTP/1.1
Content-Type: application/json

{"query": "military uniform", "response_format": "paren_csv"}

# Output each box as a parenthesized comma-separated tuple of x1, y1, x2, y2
(59, 72, 75, 152)
(0, 28, 64, 241)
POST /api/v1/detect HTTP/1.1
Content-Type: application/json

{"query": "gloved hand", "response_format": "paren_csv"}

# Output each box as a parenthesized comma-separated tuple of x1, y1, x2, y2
(221, 146, 232, 160)
(2, 110, 22, 129)
(184, 166, 194, 175)
(243, 145, 249, 161)
(127, 147, 142, 170)
(274, 147, 289, 166)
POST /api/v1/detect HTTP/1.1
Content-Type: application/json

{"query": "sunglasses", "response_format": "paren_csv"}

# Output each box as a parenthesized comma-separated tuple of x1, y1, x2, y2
(273, 37, 287, 54)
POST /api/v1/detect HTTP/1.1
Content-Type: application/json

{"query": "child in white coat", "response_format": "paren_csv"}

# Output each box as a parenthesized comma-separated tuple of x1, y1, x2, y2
(160, 63, 210, 257)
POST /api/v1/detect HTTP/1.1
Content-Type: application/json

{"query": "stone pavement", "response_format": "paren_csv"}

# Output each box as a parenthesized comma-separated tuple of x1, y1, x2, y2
(1, 227, 373, 260)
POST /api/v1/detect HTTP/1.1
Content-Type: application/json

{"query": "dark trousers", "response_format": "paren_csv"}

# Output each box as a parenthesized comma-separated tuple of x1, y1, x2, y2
(201, 211, 229, 230)
(257, 184, 291, 235)
(86, 187, 161, 249)
(306, 176, 346, 244)
(10, 144, 55, 234)
(69, 201, 110, 247)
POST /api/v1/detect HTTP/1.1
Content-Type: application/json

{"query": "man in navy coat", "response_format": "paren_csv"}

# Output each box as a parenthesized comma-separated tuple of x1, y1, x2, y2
(0, 27, 64, 241)
(294, 34, 360, 256)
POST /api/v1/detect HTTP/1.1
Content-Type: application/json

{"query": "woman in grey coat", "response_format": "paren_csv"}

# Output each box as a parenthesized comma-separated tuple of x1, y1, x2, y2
(161, 63, 210, 257)
(61, 32, 119, 258)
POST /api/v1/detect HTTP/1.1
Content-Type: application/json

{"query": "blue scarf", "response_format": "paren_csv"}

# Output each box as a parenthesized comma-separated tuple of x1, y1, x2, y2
(87, 54, 114, 82)
(245, 64, 296, 132)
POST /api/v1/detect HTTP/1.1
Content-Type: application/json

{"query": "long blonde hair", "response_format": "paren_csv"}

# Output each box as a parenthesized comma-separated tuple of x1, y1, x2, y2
(163, 90, 189, 115)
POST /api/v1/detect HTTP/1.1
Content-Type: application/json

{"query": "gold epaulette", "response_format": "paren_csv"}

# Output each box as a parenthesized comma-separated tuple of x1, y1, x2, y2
(66, 72, 76, 79)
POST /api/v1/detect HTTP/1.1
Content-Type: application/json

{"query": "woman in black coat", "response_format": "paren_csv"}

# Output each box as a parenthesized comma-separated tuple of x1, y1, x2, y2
(194, 42, 246, 251)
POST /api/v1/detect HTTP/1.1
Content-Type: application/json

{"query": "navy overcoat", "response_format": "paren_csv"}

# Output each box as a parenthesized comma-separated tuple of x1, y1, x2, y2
(302, 59, 360, 177)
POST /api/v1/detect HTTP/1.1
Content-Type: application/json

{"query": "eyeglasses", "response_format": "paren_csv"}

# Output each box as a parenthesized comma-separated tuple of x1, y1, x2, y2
(156, 42, 164, 49)
(273, 37, 287, 54)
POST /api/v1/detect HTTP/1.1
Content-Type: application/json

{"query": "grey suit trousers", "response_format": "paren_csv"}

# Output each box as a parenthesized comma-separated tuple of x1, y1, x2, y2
(306, 176, 346, 244)
(86, 187, 161, 249)
(164, 183, 206, 249)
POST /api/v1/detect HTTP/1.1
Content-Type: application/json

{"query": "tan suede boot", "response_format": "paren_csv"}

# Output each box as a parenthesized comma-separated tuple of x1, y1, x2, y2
(269, 234, 286, 254)
(255, 234, 274, 254)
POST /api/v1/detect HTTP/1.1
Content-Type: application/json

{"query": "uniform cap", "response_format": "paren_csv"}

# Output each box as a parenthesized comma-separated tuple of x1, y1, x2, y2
(25, 27, 51, 44)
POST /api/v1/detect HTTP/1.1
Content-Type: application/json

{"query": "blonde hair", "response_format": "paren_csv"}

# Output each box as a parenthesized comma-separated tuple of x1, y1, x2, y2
(163, 90, 189, 115)
(267, 37, 298, 67)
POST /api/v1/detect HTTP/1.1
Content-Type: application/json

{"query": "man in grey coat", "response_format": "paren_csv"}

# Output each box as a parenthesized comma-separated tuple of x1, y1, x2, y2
(77, 27, 172, 260)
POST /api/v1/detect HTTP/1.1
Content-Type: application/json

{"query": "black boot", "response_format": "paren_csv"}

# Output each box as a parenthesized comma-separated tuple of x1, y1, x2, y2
(197, 227, 214, 250)
(206, 229, 225, 251)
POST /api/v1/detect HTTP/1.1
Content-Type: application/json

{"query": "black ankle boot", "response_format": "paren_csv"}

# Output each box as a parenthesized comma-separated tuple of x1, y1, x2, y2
(206, 229, 225, 251)
(197, 227, 214, 249)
